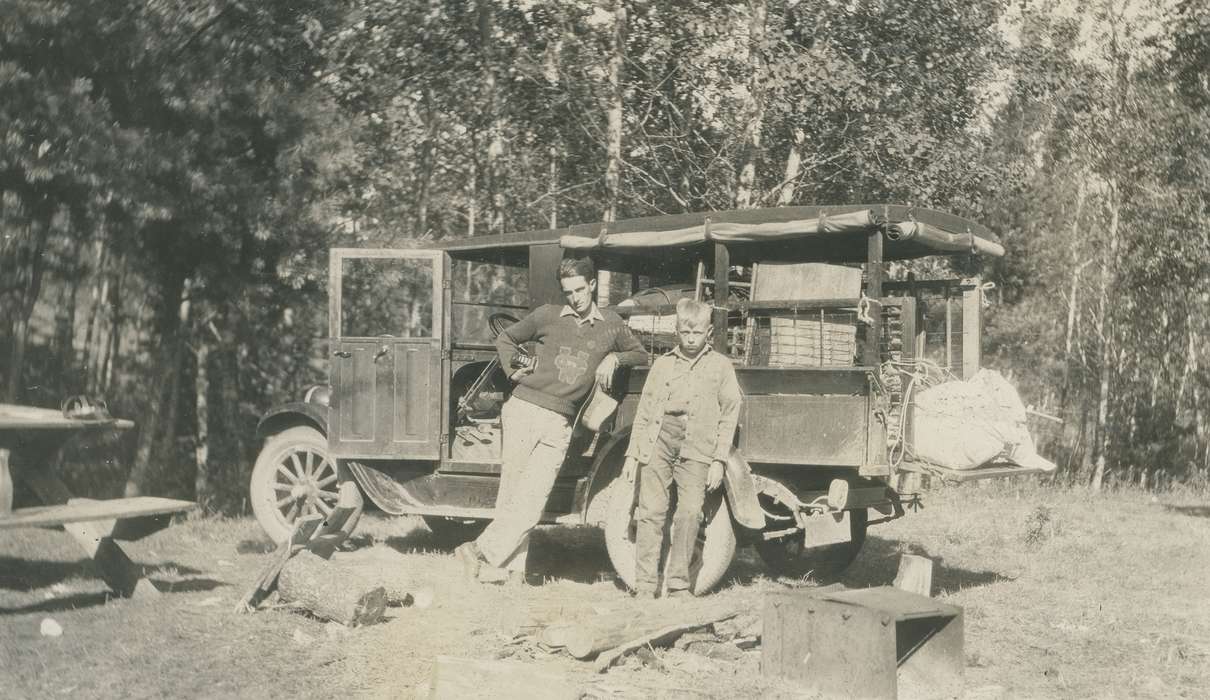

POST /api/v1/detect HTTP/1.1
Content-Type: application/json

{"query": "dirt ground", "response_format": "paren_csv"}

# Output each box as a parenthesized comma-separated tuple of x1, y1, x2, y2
(1, 481, 1208, 699)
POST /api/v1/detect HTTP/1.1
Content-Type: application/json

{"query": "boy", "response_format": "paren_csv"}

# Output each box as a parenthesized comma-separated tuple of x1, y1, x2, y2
(624, 298, 742, 598)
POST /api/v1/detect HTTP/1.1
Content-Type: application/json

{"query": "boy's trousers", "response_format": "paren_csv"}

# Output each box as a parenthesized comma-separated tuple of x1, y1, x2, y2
(634, 413, 709, 593)
(476, 397, 572, 573)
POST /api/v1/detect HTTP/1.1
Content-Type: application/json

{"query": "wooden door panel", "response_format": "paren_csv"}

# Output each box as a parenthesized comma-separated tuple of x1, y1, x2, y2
(328, 249, 445, 460)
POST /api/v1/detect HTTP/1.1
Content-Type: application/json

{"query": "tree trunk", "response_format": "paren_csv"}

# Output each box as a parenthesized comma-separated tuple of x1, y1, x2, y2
(1090, 181, 1121, 492)
(597, 0, 628, 307)
(125, 271, 189, 497)
(776, 129, 805, 205)
(83, 234, 109, 394)
(477, 0, 505, 235)
(5, 220, 49, 403)
(415, 87, 437, 237)
(193, 338, 211, 509)
(733, 0, 767, 209)
(1059, 179, 1088, 416)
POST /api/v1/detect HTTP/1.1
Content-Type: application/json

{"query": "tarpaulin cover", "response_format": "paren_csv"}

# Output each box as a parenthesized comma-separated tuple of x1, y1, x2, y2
(559, 209, 1005, 257)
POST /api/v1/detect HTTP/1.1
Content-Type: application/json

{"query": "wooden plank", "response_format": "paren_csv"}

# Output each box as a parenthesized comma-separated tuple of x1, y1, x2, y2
(0, 404, 134, 431)
(893, 554, 934, 597)
(0, 496, 196, 529)
(592, 608, 743, 671)
(822, 586, 959, 621)
(752, 262, 862, 301)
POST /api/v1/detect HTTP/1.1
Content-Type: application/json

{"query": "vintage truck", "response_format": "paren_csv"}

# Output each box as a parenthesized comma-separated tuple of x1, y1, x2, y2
(249, 204, 1046, 593)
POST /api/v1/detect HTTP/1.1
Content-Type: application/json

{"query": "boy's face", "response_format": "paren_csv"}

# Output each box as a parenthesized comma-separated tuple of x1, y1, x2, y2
(676, 316, 711, 356)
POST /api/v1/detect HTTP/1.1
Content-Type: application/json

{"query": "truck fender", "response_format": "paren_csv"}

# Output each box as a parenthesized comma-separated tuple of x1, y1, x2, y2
(722, 448, 766, 530)
(255, 402, 329, 441)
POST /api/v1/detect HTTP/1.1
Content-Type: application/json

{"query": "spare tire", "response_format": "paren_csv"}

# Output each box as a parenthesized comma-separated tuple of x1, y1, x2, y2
(603, 476, 737, 596)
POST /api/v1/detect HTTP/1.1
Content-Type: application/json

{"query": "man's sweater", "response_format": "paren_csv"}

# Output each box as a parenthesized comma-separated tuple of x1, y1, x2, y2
(496, 304, 648, 416)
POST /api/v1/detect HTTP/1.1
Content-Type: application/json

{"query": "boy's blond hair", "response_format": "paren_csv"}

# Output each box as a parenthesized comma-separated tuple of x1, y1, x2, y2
(675, 298, 712, 327)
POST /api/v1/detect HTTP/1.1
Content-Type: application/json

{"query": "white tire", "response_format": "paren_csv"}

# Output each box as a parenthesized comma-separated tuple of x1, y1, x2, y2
(250, 425, 358, 542)
(603, 476, 737, 596)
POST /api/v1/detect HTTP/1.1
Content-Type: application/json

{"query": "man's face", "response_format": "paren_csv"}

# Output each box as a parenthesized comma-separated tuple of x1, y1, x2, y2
(676, 315, 711, 356)
(560, 274, 596, 317)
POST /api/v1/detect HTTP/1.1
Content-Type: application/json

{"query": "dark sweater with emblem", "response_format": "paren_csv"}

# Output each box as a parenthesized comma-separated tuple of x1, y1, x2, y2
(496, 304, 648, 416)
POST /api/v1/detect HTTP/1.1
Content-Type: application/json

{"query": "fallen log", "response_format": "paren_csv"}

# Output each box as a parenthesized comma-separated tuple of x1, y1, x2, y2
(591, 608, 743, 671)
(234, 483, 364, 614)
(277, 549, 387, 627)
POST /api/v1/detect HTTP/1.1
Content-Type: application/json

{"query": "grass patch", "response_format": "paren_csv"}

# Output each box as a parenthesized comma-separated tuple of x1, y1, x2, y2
(1, 482, 1207, 698)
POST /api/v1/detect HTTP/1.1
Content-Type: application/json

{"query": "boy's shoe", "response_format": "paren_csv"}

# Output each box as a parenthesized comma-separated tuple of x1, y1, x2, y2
(455, 542, 484, 580)
(630, 585, 658, 599)
(664, 588, 693, 599)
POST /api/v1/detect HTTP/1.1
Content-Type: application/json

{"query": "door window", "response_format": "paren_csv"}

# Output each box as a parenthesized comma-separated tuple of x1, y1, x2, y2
(340, 257, 434, 338)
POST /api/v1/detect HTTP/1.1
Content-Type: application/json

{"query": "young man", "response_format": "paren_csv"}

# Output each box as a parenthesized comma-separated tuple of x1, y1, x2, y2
(623, 298, 742, 598)
(457, 257, 647, 583)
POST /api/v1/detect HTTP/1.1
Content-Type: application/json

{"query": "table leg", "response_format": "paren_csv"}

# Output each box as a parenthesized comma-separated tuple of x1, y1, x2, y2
(14, 451, 160, 599)
(62, 517, 160, 599)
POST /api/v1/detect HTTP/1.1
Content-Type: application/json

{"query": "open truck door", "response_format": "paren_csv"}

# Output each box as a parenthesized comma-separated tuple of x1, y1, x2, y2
(328, 248, 448, 460)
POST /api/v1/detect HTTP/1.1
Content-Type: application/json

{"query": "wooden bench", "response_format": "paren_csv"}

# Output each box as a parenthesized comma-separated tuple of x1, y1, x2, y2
(0, 494, 196, 598)
(0, 404, 198, 599)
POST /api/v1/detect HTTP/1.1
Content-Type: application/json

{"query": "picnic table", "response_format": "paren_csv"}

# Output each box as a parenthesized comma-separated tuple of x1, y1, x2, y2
(0, 403, 196, 598)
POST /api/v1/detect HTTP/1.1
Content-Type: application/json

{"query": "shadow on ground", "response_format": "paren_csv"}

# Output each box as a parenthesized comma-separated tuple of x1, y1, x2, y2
(844, 537, 1012, 593)
(1166, 505, 1210, 518)
(0, 558, 226, 615)
(721, 536, 1012, 595)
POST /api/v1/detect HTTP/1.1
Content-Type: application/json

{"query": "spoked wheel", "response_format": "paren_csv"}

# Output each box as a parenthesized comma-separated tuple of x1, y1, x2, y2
(603, 476, 737, 596)
(755, 508, 868, 583)
(250, 425, 359, 542)
(422, 516, 488, 546)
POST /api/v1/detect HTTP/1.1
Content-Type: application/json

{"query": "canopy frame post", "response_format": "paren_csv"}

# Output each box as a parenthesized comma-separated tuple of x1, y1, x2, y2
(862, 228, 885, 366)
(712, 223, 730, 354)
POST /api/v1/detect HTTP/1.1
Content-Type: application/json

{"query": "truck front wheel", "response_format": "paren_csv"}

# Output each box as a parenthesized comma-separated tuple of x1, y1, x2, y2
(250, 425, 360, 542)
(755, 508, 868, 582)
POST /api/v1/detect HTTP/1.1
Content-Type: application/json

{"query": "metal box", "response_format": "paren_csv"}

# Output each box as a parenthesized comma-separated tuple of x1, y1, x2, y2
(762, 586, 964, 699)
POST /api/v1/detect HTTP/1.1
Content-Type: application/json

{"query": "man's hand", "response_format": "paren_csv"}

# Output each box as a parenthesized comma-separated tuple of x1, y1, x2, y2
(707, 460, 726, 492)
(622, 456, 638, 483)
(595, 353, 619, 391)
(509, 366, 534, 382)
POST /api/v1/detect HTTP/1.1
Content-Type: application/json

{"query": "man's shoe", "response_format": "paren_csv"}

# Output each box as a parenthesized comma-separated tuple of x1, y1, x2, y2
(455, 542, 483, 580)
(631, 585, 658, 599)
(477, 564, 511, 584)
(664, 588, 693, 599)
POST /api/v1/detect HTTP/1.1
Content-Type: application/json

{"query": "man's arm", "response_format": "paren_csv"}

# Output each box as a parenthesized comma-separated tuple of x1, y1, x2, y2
(611, 323, 649, 367)
(494, 307, 543, 370)
(711, 359, 743, 463)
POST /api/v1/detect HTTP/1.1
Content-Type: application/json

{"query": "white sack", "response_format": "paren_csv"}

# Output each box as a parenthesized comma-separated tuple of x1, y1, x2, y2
(910, 369, 1056, 472)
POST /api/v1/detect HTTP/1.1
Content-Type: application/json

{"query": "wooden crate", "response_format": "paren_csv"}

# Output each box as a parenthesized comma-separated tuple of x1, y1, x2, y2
(756, 315, 857, 367)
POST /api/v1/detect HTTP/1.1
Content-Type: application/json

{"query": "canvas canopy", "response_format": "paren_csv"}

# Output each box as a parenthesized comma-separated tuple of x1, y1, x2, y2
(559, 208, 1004, 258)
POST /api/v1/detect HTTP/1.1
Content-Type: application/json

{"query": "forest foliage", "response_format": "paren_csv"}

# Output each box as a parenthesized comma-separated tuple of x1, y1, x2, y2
(1, 0, 1208, 509)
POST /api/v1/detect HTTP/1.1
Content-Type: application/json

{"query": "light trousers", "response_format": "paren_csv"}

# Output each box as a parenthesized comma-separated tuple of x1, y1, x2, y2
(475, 397, 572, 573)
